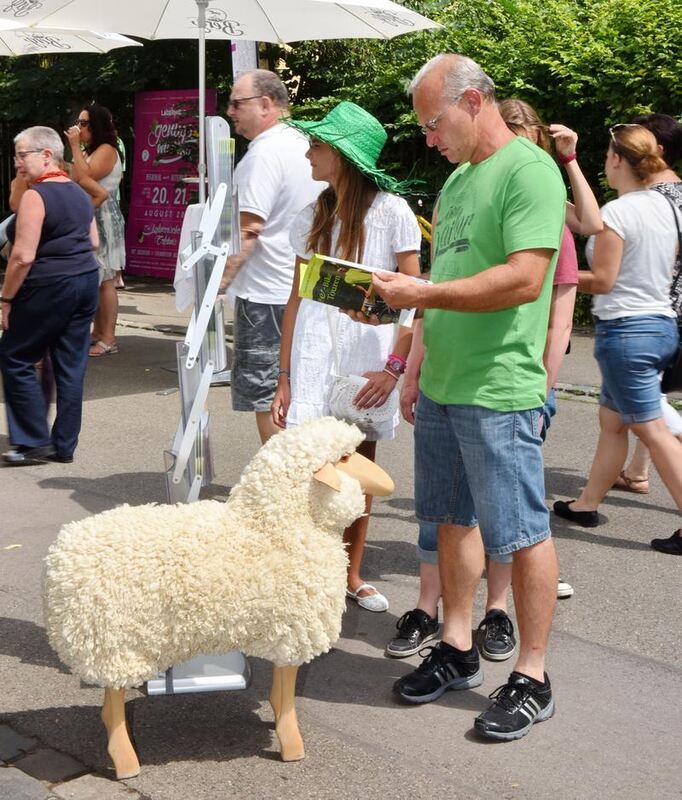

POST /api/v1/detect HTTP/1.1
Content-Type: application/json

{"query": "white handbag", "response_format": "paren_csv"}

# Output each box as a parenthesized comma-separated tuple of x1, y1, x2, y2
(326, 310, 398, 436)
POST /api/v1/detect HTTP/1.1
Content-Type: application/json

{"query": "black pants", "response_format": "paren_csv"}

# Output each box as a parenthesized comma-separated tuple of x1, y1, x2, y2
(0, 271, 98, 456)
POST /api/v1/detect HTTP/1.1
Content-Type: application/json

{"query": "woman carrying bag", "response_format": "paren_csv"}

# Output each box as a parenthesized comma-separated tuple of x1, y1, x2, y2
(271, 102, 421, 611)
(553, 124, 682, 551)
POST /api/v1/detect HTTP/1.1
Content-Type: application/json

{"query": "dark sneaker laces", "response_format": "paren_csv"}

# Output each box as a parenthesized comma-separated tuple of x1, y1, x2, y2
(395, 610, 429, 638)
(478, 611, 514, 645)
(487, 679, 537, 712)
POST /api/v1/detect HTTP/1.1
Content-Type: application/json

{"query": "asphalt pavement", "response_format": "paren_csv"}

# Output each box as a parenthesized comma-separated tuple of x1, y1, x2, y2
(0, 278, 680, 800)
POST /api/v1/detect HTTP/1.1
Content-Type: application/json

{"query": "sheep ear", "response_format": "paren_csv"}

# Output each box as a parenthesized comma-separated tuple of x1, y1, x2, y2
(313, 462, 341, 492)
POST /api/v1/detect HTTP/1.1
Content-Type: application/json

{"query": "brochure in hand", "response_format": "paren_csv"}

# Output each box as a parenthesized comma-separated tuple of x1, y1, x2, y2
(298, 254, 425, 326)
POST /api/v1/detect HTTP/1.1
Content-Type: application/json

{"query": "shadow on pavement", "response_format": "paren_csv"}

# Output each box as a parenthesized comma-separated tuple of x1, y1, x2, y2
(38, 471, 168, 512)
(0, 616, 66, 673)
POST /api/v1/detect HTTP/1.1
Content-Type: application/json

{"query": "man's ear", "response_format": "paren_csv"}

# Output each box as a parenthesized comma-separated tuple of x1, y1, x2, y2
(461, 88, 483, 117)
(313, 462, 341, 491)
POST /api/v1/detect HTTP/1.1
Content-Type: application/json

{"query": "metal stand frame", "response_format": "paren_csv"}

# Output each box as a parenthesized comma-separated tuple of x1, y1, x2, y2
(153, 115, 250, 696)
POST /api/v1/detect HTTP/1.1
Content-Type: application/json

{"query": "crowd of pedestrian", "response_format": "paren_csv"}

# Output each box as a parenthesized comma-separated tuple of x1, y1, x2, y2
(1, 54, 680, 742)
(219, 58, 681, 741)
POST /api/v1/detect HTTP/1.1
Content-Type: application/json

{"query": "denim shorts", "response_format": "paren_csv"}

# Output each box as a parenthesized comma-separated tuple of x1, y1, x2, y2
(231, 297, 285, 412)
(594, 315, 679, 424)
(416, 521, 512, 564)
(414, 392, 551, 559)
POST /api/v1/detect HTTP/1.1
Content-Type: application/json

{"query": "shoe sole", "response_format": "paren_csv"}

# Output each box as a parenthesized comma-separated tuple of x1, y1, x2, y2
(474, 697, 555, 741)
(478, 642, 517, 662)
(396, 667, 484, 704)
(557, 587, 574, 598)
(385, 630, 440, 659)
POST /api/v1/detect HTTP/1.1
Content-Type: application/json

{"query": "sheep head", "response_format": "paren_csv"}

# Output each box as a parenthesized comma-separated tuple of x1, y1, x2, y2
(226, 417, 393, 533)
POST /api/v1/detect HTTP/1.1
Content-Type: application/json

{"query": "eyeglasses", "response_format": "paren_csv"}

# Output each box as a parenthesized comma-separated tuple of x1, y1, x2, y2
(227, 94, 265, 110)
(13, 149, 43, 163)
(420, 110, 447, 136)
(76, 119, 90, 128)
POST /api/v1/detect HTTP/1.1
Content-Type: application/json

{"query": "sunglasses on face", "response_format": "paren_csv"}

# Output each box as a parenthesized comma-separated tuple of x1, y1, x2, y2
(76, 119, 90, 128)
(227, 94, 265, 110)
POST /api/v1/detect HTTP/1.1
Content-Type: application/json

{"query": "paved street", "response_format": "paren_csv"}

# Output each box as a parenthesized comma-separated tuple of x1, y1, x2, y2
(1, 279, 680, 800)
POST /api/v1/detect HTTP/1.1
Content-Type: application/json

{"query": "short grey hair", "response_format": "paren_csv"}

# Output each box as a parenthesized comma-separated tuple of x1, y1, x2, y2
(408, 54, 496, 103)
(246, 69, 290, 110)
(14, 126, 64, 163)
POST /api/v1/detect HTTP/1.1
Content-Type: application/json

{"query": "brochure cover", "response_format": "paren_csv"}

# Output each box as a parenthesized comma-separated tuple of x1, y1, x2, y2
(298, 254, 423, 326)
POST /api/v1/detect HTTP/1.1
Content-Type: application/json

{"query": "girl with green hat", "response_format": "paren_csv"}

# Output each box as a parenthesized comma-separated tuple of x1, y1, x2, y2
(271, 101, 421, 613)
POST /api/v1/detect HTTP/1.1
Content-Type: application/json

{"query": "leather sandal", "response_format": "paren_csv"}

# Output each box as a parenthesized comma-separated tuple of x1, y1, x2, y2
(612, 471, 649, 494)
(88, 340, 119, 358)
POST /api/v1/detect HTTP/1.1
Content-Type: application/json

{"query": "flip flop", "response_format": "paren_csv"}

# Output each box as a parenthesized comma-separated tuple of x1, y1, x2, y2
(89, 340, 119, 358)
(612, 471, 649, 494)
(346, 583, 389, 613)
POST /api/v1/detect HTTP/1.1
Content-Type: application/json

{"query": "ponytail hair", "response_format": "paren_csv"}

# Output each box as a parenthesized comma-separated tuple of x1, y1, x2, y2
(631, 113, 682, 169)
(609, 124, 668, 180)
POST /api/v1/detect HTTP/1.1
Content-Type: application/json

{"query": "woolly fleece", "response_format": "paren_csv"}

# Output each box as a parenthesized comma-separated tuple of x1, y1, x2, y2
(44, 418, 367, 688)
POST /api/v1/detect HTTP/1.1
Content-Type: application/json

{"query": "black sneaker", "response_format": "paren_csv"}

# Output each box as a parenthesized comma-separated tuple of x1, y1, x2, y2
(476, 609, 516, 661)
(393, 641, 483, 704)
(386, 608, 440, 658)
(650, 530, 682, 555)
(474, 671, 554, 741)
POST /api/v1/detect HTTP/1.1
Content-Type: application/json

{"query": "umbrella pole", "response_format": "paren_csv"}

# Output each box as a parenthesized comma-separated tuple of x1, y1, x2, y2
(197, 0, 208, 204)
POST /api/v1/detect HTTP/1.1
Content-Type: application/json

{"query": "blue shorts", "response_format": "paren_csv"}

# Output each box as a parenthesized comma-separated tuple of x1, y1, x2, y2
(594, 315, 678, 424)
(414, 392, 551, 559)
(416, 521, 512, 565)
(231, 297, 284, 412)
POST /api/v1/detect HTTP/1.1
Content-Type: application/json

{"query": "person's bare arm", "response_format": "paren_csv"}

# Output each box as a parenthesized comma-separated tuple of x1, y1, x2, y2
(550, 124, 602, 236)
(220, 211, 265, 291)
(577, 225, 623, 295)
(89, 218, 100, 250)
(543, 284, 577, 390)
(271, 256, 304, 429)
(67, 138, 117, 183)
(9, 175, 30, 212)
(77, 174, 109, 208)
(373, 247, 555, 311)
(1, 190, 45, 328)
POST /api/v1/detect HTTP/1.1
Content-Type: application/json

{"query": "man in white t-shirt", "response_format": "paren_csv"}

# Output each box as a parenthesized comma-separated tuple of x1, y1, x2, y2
(220, 69, 324, 443)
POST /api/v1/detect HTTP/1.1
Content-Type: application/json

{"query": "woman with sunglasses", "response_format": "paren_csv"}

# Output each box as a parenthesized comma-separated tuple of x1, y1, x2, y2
(553, 124, 682, 543)
(66, 104, 125, 357)
(271, 102, 421, 613)
(0, 127, 99, 465)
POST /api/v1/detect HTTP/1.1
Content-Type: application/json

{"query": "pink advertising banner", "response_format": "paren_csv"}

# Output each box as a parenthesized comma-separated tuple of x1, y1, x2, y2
(125, 89, 217, 279)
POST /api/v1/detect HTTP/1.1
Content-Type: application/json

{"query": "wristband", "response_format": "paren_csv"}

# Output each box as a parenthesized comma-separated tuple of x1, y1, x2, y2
(0, 296, 14, 304)
(385, 352, 407, 374)
(383, 367, 400, 381)
(558, 152, 577, 166)
(277, 368, 290, 379)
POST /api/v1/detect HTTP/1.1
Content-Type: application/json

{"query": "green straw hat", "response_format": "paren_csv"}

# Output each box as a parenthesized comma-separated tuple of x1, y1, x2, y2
(288, 101, 408, 194)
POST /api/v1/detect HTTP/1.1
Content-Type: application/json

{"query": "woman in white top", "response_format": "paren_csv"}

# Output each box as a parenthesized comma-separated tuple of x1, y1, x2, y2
(66, 104, 125, 357)
(554, 123, 682, 530)
(271, 102, 421, 612)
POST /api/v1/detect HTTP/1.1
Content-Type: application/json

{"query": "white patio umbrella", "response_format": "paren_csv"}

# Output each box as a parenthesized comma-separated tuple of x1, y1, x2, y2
(0, 0, 441, 200)
(0, 28, 140, 56)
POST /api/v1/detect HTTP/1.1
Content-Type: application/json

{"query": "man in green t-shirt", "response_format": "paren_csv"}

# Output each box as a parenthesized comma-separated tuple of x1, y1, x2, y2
(374, 54, 566, 741)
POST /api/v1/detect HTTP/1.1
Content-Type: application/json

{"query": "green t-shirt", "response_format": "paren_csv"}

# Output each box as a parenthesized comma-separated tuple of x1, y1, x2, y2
(421, 137, 566, 411)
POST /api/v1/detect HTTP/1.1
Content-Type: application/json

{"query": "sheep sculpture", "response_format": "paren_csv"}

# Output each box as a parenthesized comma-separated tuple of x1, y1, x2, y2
(43, 417, 393, 779)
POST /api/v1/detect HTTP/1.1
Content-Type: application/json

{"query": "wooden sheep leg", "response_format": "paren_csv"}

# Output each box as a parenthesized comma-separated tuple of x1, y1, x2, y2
(101, 688, 140, 780)
(269, 664, 283, 722)
(272, 665, 305, 762)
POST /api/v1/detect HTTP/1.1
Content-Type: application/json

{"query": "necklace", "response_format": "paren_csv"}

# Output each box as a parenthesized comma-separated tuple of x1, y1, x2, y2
(32, 170, 70, 184)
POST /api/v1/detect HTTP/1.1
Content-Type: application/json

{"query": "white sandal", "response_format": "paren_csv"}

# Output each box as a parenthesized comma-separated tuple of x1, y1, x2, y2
(346, 583, 389, 613)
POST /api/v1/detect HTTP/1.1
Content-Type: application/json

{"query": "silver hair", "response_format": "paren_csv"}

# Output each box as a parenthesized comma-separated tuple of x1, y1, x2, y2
(244, 69, 290, 110)
(14, 126, 64, 163)
(408, 54, 496, 102)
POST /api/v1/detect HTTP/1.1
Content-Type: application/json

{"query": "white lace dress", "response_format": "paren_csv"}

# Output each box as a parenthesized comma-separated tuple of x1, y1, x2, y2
(287, 192, 421, 440)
